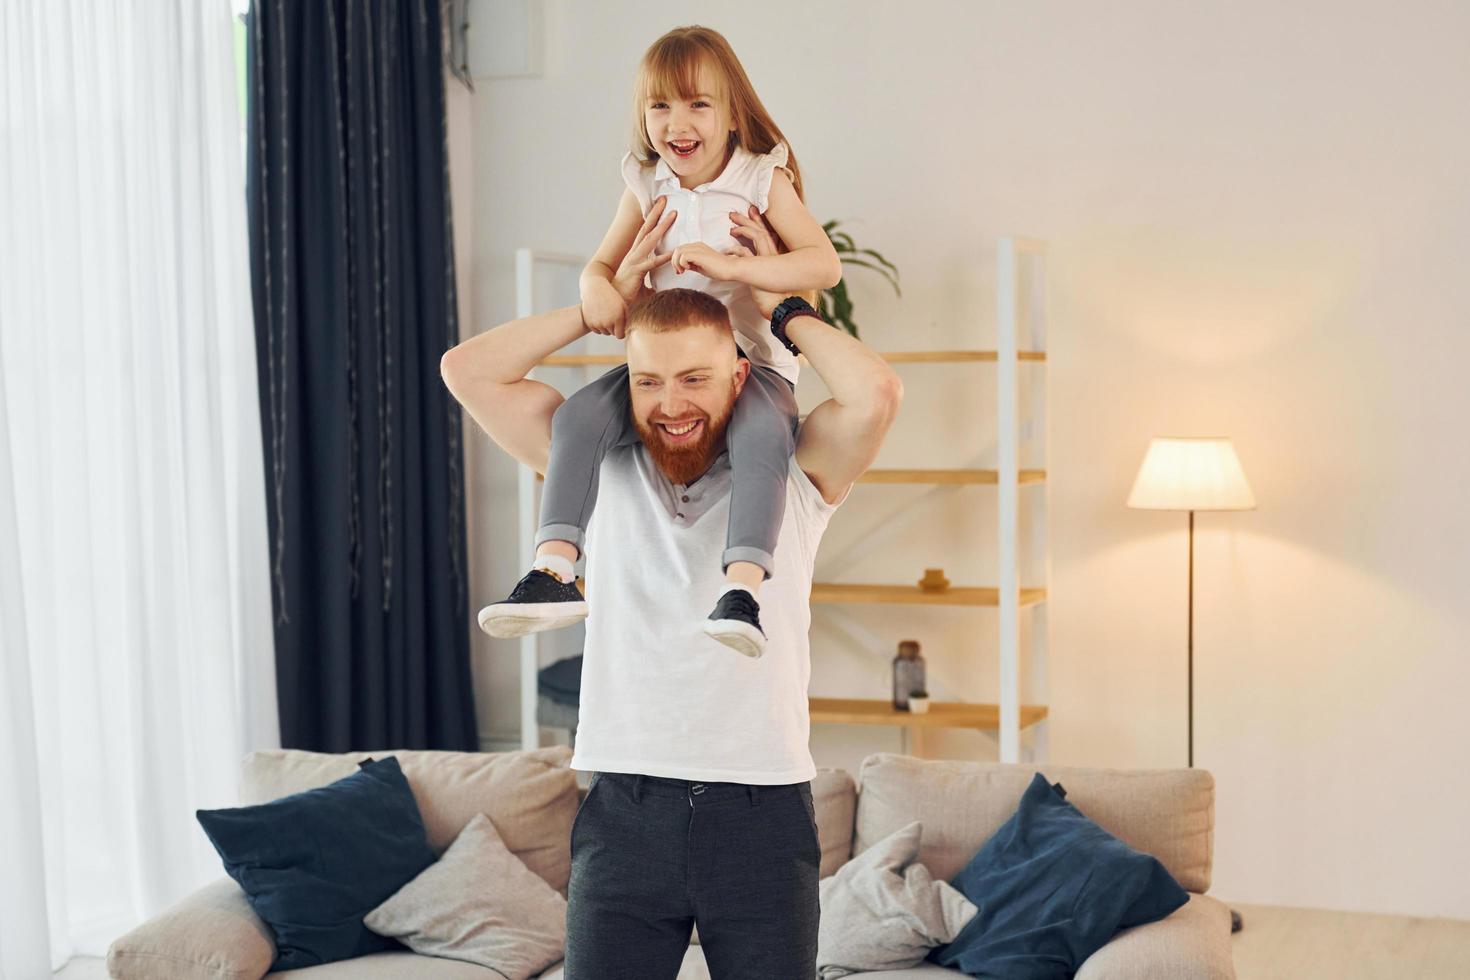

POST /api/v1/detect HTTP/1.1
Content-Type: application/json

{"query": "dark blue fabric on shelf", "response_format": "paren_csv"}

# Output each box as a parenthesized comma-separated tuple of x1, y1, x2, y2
(538, 653, 583, 706)
(195, 756, 436, 971)
(928, 772, 1189, 979)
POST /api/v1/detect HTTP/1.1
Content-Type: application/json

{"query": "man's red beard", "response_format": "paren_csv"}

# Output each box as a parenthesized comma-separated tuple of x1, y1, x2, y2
(633, 398, 734, 486)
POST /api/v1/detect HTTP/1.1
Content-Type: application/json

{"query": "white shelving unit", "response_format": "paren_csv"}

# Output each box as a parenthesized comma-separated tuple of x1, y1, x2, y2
(508, 239, 1050, 763)
(512, 248, 592, 751)
(804, 237, 1050, 763)
(997, 236, 1051, 763)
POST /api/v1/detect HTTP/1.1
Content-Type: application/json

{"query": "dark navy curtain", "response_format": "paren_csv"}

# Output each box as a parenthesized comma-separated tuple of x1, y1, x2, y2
(245, 0, 476, 752)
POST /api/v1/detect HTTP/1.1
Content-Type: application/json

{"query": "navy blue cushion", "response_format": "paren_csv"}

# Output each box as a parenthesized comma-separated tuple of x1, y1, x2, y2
(196, 756, 436, 971)
(929, 772, 1189, 979)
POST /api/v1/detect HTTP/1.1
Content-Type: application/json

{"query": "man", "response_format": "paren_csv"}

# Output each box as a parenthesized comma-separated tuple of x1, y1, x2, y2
(440, 207, 901, 980)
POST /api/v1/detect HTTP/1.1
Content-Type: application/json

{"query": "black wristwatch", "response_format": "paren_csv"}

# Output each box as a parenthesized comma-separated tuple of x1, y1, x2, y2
(769, 296, 824, 356)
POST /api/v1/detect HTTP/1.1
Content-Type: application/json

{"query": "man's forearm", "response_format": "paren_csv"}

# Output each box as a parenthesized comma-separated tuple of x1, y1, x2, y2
(440, 304, 588, 477)
(443, 303, 588, 387)
(785, 313, 900, 410)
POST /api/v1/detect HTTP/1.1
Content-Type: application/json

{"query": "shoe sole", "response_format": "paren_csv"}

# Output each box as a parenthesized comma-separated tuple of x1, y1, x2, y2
(478, 601, 589, 638)
(702, 619, 766, 658)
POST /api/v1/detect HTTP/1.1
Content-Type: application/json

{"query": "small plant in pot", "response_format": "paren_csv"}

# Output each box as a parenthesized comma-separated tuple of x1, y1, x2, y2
(907, 689, 930, 714)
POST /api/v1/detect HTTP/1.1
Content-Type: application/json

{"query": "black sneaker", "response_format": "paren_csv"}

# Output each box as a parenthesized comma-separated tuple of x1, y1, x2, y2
(478, 568, 588, 638)
(701, 589, 767, 658)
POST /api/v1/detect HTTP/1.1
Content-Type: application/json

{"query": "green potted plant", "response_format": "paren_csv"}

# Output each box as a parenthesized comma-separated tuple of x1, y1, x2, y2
(820, 219, 900, 340)
(907, 688, 930, 714)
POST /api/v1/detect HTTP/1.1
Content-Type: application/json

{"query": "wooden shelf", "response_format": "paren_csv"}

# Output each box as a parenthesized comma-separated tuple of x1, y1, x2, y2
(858, 468, 1046, 485)
(809, 696, 1049, 731)
(537, 350, 1045, 368)
(811, 583, 1046, 607)
(539, 354, 625, 366)
(540, 468, 1043, 485)
(880, 350, 1046, 363)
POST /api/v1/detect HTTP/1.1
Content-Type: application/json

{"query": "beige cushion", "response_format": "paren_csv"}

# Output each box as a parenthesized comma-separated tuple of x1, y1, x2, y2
(267, 950, 507, 977)
(1076, 892, 1236, 979)
(106, 877, 275, 980)
(105, 877, 562, 980)
(854, 753, 1214, 893)
(816, 822, 977, 978)
(533, 945, 712, 980)
(240, 745, 579, 897)
(837, 898, 1235, 980)
(812, 767, 858, 879)
(363, 812, 566, 980)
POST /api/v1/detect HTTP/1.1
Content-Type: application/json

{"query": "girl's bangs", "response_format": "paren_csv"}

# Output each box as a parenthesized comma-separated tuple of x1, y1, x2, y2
(639, 43, 722, 105)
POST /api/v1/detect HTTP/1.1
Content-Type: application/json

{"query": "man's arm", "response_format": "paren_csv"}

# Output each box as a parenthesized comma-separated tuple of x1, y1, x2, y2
(443, 203, 676, 471)
(439, 304, 589, 476)
(790, 313, 904, 506)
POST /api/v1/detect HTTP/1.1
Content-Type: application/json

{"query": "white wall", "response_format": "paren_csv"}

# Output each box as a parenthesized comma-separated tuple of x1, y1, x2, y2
(449, 0, 1470, 920)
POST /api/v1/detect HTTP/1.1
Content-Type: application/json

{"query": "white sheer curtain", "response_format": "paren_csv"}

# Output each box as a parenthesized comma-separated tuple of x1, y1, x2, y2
(0, 1, 279, 974)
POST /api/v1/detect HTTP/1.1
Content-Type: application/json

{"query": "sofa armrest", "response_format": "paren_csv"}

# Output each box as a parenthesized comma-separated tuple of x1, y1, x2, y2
(1076, 892, 1235, 980)
(106, 877, 276, 980)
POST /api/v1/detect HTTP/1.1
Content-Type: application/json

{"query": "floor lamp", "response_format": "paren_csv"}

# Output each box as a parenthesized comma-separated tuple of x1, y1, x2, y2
(1127, 436, 1255, 934)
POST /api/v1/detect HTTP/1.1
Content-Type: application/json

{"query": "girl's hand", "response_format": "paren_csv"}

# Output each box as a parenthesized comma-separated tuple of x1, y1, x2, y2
(670, 241, 740, 281)
(725, 205, 787, 319)
(580, 277, 626, 337)
(609, 196, 677, 314)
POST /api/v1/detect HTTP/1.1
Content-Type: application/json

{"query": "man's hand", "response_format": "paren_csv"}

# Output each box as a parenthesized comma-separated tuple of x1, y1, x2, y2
(580, 278, 626, 337)
(724, 205, 788, 319)
(583, 196, 678, 339)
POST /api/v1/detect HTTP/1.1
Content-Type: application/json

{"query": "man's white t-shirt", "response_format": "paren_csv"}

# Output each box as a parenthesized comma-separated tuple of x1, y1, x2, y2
(568, 425, 848, 784)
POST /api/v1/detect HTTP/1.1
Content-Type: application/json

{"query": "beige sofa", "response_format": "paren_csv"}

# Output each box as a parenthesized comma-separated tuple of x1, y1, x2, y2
(107, 745, 1235, 979)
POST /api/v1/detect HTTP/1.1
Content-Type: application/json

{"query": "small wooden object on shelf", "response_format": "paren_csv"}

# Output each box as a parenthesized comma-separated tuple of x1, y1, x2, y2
(917, 568, 950, 592)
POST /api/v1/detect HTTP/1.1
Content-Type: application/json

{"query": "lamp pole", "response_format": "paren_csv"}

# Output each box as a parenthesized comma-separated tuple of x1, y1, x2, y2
(1188, 509, 1194, 769)
(1128, 437, 1252, 934)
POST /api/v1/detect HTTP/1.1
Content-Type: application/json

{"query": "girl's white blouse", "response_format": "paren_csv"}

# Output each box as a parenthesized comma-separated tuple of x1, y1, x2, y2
(619, 141, 800, 385)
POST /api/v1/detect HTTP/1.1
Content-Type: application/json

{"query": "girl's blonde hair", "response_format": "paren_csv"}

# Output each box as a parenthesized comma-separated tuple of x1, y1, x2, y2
(630, 26, 820, 306)
(630, 25, 806, 201)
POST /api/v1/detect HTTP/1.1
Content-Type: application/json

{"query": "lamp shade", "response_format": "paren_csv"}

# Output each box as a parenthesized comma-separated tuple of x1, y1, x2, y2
(1126, 437, 1256, 511)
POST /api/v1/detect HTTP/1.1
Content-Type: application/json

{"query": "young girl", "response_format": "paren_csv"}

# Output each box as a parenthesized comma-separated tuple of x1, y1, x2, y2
(479, 25, 841, 658)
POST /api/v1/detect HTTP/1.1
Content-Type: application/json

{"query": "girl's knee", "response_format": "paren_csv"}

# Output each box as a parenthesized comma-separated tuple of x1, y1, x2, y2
(550, 396, 590, 437)
(553, 380, 616, 431)
(729, 420, 797, 460)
